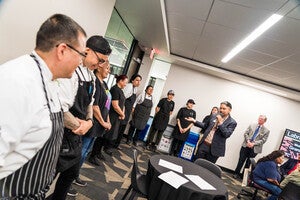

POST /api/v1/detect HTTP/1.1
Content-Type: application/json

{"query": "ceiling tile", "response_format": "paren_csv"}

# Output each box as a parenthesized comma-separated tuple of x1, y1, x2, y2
(221, 0, 288, 11)
(202, 22, 245, 47)
(263, 17, 300, 50)
(287, 52, 300, 63)
(169, 29, 200, 44)
(222, 57, 262, 71)
(267, 59, 300, 74)
(165, 0, 213, 20)
(252, 66, 295, 79)
(193, 37, 231, 65)
(208, 0, 273, 33)
(169, 29, 199, 58)
(248, 36, 297, 58)
(237, 49, 280, 65)
(247, 71, 280, 82)
(223, 64, 255, 74)
(171, 43, 197, 58)
(167, 13, 205, 34)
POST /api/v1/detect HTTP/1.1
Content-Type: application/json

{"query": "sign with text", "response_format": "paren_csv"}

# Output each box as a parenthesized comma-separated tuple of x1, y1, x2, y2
(279, 129, 300, 159)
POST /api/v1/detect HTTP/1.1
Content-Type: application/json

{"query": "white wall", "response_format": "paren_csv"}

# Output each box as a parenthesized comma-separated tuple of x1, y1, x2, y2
(0, 0, 115, 63)
(164, 64, 300, 170)
(138, 56, 152, 93)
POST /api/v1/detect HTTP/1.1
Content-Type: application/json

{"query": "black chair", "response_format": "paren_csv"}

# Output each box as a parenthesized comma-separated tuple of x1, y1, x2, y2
(194, 158, 222, 178)
(237, 158, 271, 199)
(279, 182, 300, 200)
(121, 149, 148, 200)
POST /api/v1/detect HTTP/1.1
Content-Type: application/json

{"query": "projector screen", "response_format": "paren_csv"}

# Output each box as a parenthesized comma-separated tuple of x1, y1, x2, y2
(279, 129, 300, 159)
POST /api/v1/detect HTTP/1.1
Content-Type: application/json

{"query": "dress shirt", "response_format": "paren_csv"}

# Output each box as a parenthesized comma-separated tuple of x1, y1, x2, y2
(122, 83, 137, 99)
(133, 92, 153, 108)
(0, 51, 61, 179)
(58, 65, 96, 112)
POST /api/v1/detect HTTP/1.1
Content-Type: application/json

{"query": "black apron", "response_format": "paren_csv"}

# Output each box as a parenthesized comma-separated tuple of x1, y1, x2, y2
(130, 95, 153, 130)
(121, 86, 136, 125)
(0, 54, 64, 199)
(56, 68, 94, 172)
(173, 108, 196, 141)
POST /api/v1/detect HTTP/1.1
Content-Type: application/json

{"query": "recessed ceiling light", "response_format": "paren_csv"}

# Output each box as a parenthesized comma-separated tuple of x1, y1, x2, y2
(221, 14, 283, 63)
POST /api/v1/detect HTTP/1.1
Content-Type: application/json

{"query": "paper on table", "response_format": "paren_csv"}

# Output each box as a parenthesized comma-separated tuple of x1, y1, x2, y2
(158, 159, 183, 173)
(158, 171, 189, 189)
(185, 175, 216, 190)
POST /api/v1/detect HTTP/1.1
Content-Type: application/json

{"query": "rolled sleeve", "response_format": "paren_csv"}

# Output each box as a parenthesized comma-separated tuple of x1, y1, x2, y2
(58, 75, 78, 112)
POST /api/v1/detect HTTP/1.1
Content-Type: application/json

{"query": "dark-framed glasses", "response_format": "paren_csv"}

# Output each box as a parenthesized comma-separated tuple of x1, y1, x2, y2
(65, 44, 86, 58)
(92, 50, 108, 65)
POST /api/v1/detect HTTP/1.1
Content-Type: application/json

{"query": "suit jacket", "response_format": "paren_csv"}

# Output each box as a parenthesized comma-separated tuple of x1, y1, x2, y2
(195, 114, 237, 157)
(242, 123, 270, 154)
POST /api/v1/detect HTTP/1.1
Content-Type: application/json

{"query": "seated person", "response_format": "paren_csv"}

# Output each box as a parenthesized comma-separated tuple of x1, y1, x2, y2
(279, 154, 300, 177)
(252, 150, 285, 200)
(280, 163, 300, 188)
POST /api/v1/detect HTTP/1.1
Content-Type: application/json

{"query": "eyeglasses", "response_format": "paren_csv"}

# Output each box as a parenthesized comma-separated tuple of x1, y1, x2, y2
(92, 50, 108, 65)
(66, 44, 86, 58)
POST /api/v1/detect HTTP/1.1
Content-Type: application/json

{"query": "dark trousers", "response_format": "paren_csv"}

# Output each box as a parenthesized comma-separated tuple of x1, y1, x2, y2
(234, 146, 257, 174)
(115, 124, 127, 147)
(195, 142, 219, 163)
(147, 126, 164, 145)
(51, 161, 81, 200)
(127, 125, 141, 142)
(170, 138, 184, 156)
(90, 137, 108, 157)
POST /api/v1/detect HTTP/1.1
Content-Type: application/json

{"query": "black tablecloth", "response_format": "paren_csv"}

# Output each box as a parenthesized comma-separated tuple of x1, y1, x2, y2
(147, 155, 228, 200)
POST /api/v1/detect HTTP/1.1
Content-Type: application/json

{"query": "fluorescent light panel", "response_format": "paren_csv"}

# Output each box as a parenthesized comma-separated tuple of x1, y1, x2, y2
(221, 14, 283, 63)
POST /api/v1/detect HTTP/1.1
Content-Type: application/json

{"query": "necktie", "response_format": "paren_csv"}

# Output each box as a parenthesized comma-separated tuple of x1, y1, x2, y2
(250, 126, 260, 141)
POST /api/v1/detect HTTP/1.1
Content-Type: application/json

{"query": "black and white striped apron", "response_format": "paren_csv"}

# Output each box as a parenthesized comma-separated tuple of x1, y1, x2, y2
(0, 54, 64, 199)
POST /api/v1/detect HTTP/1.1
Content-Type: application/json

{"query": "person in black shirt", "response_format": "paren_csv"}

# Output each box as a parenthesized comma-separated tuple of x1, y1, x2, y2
(170, 99, 196, 156)
(146, 90, 175, 151)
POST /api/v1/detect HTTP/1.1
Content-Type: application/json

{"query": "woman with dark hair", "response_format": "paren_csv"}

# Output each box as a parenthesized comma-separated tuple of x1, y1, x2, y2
(252, 150, 285, 200)
(126, 85, 154, 146)
(87, 63, 112, 165)
(201, 106, 219, 134)
(116, 74, 142, 148)
(104, 74, 128, 155)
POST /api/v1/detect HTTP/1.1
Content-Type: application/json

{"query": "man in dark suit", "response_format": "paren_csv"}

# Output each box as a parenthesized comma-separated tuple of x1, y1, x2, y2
(187, 101, 237, 163)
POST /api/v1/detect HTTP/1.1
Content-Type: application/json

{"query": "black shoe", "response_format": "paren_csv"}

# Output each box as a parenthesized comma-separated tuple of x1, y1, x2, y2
(116, 146, 123, 150)
(88, 156, 101, 166)
(146, 145, 151, 150)
(104, 148, 113, 156)
(67, 186, 78, 197)
(126, 140, 132, 145)
(73, 177, 87, 187)
(96, 153, 106, 161)
(132, 141, 137, 146)
(233, 174, 240, 179)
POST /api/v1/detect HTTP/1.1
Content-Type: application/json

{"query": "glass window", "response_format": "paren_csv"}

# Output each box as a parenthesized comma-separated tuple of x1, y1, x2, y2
(105, 9, 134, 88)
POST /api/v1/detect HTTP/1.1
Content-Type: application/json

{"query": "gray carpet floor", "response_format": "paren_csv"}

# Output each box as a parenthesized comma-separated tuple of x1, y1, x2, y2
(61, 140, 267, 200)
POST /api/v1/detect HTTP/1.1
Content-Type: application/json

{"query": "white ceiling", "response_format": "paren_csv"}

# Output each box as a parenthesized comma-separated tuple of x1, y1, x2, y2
(115, 0, 300, 101)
